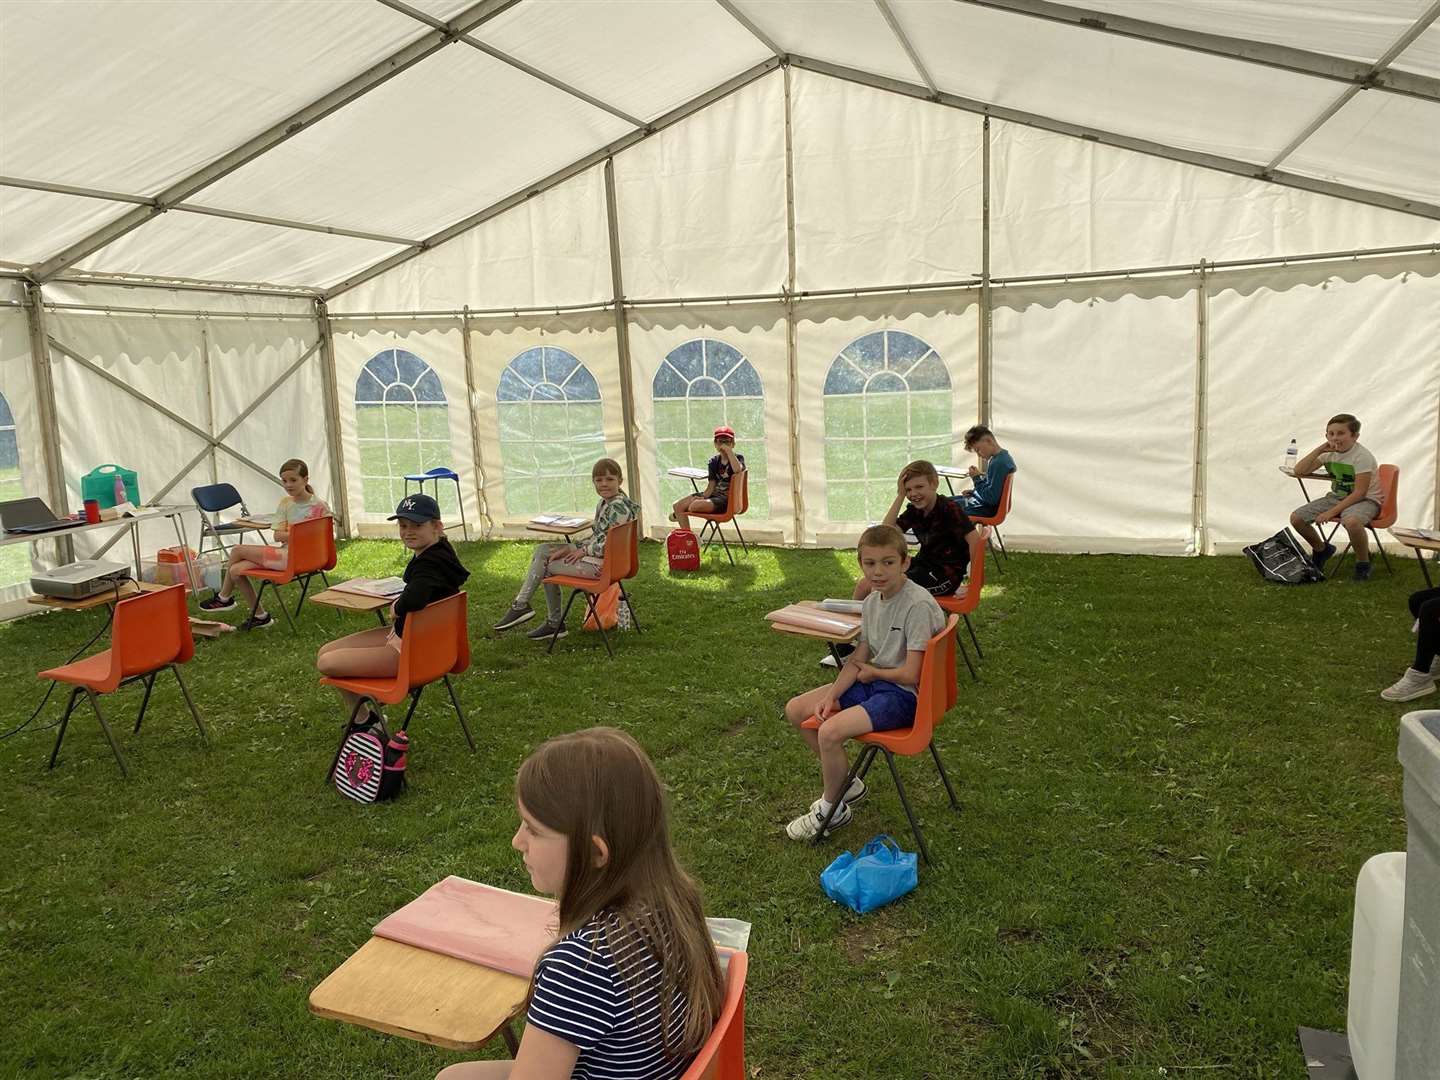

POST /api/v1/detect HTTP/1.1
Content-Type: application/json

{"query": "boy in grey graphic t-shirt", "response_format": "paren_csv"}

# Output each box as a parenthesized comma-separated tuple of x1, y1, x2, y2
(1288, 413, 1384, 581)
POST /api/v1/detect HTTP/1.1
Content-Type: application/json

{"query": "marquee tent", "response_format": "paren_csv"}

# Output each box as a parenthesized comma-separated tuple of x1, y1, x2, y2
(2, 0, 1439, 612)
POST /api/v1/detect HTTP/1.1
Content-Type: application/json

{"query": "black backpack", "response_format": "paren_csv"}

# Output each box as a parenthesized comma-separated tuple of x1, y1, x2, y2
(330, 710, 408, 803)
(1243, 529, 1324, 585)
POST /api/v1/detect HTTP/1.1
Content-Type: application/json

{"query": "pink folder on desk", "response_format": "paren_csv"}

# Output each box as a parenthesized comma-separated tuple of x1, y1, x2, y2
(372, 876, 560, 977)
(767, 604, 861, 635)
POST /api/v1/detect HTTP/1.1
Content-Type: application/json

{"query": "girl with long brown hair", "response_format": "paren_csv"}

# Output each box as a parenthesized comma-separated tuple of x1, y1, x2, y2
(437, 727, 723, 1080)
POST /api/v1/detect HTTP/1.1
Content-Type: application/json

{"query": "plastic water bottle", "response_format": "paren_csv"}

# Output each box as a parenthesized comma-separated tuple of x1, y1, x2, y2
(617, 599, 632, 631)
(1284, 438, 1298, 473)
(113, 473, 126, 506)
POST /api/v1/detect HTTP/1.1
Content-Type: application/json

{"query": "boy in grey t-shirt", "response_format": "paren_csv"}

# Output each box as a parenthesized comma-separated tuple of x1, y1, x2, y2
(781, 524, 945, 841)
(1288, 413, 1384, 581)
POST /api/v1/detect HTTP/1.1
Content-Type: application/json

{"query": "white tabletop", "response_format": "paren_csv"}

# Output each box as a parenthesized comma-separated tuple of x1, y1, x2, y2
(666, 466, 709, 479)
(0, 504, 190, 549)
(934, 465, 969, 477)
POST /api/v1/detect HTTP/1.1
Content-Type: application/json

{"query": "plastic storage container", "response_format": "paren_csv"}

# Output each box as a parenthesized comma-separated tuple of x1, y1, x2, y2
(1396, 710, 1440, 1080)
(1348, 852, 1405, 1080)
(81, 464, 139, 509)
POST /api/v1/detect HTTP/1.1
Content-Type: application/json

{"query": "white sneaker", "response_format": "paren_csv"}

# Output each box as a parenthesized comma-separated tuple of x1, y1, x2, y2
(785, 801, 852, 840)
(1380, 668, 1437, 702)
(810, 778, 867, 814)
(820, 653, 838, 668)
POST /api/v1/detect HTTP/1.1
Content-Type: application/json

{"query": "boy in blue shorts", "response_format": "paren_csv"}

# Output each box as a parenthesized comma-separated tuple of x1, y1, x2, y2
(782, 524, 945, 840)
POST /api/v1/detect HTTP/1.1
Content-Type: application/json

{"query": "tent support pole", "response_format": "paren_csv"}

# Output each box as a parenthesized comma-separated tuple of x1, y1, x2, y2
(460, 307, 493, 537)
(314, 300, 351, 539)
(23, 283, 72, 562)
(978, 115, 993, 429)
(1190, 261, 1210, 555)
(783, 62, 805, 545)
(603, 158, 642, 523)
(200, 322, 218, 487)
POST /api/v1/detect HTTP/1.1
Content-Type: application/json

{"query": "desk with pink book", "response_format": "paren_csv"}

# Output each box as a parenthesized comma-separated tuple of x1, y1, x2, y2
(767, 600, 862, 669)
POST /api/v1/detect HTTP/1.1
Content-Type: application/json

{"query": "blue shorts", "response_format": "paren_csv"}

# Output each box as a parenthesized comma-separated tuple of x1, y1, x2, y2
(838, 680, 917, 732)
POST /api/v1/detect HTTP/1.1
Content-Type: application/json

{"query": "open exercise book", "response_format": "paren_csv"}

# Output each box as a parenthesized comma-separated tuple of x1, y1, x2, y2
(767, 603, 862, 636)
(331, 576, 406, 598)
(373, 877, 560, 978)
(531, 514, 589, 528)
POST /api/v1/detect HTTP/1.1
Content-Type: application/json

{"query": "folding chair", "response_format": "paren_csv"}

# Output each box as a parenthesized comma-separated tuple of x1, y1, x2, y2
(321, 592, 475, 772)
(191, 482, 265, 556)
(804, 615, 962, 864)
(967, 472, 1013, 573)
(937, 526, 989, 682)
(1333, 464, 1399, 575)
(39, 584, 207, 777)
(542, 519, 641, 657)
(691, 469, 750, 565)
(678, 952, 748, 1080)
(233, 515, 336, 631)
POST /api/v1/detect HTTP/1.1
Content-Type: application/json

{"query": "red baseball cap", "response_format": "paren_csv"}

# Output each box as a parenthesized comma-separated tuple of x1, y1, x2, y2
(713, 425, 736, 439)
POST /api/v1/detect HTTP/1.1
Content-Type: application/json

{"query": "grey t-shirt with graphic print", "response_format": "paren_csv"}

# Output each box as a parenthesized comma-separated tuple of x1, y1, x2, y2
(1318, 442, 1382, 503)
(860, 578, 945, 696)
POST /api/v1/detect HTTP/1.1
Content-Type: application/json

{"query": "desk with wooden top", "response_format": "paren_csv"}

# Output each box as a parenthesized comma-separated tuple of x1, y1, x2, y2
(1391, 528, 1440, 588)
(310, 587, 392, 625)
(667, 465, 709, 495)
(769, 600, 862, 670)
(309, 935, 527, 1053)
(27, 578, 168, 611)
(526, 516, 593, 545)
(935, 464, 971, 498)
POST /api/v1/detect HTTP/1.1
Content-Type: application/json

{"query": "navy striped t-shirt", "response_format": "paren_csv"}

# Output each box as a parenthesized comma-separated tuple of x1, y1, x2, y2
(526, 913, 695, 1080)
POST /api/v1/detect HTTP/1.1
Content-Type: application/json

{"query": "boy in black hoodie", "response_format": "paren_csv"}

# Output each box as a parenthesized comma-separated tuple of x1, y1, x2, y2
(316, 493, 469, 722)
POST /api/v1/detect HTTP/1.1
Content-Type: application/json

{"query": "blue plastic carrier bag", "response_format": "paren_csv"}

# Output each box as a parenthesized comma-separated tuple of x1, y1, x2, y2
(820, 834, 918, 914)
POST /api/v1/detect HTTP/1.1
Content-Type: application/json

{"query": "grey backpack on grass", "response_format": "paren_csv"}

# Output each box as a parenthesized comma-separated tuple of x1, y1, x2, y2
(1243, 529, 1324, 584)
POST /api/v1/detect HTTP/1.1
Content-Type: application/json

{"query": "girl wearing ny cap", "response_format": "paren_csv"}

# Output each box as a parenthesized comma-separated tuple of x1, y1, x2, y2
(670, 425, 744, 532)
(315, 493, 468, 724)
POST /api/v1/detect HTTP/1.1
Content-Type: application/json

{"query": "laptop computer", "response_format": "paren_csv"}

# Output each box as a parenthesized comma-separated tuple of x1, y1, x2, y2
(0, 497, 81, 535)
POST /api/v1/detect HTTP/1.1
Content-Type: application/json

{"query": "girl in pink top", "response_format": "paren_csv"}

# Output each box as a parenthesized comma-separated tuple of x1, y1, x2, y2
(198, 458, 329, 630)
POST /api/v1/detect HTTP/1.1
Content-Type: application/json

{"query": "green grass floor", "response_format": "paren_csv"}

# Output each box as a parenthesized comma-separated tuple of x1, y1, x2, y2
(0, 540, 1426, 1079)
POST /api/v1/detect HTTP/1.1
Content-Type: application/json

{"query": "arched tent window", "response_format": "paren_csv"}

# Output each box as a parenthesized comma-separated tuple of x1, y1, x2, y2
(497, 347, 603, 516)
(0, 391, 26, 584)
(354, 349, 452, 515)
(823, 330, 951, 522)
(653, 339, 768, 517)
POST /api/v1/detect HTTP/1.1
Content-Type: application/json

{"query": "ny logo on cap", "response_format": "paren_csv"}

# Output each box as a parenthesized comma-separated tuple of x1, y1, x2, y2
(401, 497, 418, 511)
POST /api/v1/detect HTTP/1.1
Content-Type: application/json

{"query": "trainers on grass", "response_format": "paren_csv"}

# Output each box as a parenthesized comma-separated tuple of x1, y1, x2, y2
(1381, 668, 1436, 702)
(526, 621, 567, 641)
(1352, 561, 1373, 582)
(810, 778, 868, 814)
(493, 604, 535, 631)
(198, 593, 235, 611)
(1312, 543, 1336, 573)
(240, 611, 274, 631)
(786, 801, 852, 840)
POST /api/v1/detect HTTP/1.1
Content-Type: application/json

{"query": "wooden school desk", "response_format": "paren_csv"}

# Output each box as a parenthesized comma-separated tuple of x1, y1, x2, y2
(527, 515, 592, 545)
(1391, 528, 1440, 589)
(310, 587, 392, 625)
(769, 600, 862, 670)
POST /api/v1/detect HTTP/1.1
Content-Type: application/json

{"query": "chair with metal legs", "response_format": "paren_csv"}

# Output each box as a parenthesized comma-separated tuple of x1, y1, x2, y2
(937, 526, 989, 682)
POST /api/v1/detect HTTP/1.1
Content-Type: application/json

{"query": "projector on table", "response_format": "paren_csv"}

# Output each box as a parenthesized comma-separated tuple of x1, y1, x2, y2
(31, 560, 132, 600)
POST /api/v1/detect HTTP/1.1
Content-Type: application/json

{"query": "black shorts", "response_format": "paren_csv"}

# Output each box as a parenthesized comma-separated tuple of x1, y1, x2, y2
(907, 560, 962, 597)
(704, 492, 729, 515)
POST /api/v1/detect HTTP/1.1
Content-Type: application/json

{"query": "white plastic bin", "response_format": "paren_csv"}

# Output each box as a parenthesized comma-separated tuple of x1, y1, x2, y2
(1348, 852, 1405, 1080)
(1396, 711, 1440, 1080)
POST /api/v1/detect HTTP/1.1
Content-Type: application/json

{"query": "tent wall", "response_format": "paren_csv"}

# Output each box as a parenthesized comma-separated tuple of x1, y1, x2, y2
(0, 279, 43, 609)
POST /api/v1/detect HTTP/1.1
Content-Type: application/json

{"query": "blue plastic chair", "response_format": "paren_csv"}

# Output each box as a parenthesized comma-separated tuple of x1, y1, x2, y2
(191, 483, 265, 556)
(403, 467, 469, 541)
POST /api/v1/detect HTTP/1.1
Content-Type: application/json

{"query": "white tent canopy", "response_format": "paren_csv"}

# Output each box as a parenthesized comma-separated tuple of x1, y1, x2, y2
(2, 0, 1438, 606)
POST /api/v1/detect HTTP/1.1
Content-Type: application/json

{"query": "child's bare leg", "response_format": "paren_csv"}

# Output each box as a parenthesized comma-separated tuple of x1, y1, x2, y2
(1289, 512, 1324, 553)
(785, 685, 834, 756)
(228, 560, 262, 612)
(317, 629, 396, 717)
(673, 495, 700, 531)
(436, 1062, 512, 1079)
(1342, 515, 1370, 561)
(218, 544, 270, 598)
(814, 706, 874, 804)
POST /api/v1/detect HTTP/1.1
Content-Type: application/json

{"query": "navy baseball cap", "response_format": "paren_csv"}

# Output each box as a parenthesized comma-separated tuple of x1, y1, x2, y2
(389, 494, 441, 523)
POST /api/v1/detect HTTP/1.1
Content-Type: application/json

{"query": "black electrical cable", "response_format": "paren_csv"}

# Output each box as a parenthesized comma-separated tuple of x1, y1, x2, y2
(0, 580, 123, 742)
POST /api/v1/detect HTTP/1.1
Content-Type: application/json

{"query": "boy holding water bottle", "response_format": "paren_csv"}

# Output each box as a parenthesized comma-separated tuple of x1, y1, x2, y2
(1287, 413, 1382, 581)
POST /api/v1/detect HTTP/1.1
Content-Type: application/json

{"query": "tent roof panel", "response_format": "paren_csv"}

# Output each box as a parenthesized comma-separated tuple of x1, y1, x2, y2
(0, 0, 424, 195)
(1047, 0, 1434, 64)
(73, 213, 405, 290)
(726, 0, 919, 83)
(403, 0, 480, 19)
(475, 0, 772, 121)
(1394, 22, 1440, 75)
(1285, 93, 1440, 205)
(190, 46, 632, 241)
(892, 0, 1338, 163)
(0, 189, 132, 269)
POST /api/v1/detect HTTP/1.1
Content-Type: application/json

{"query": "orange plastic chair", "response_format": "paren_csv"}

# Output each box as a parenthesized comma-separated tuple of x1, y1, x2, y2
(233, 514, 337, 630)
(967, 471, 1013, 573)
(320, 591, 474, 763)
(803, 615, 961, 864)
(678, 952, 748, 1080)
(1334, 464, 1399, 575)
(690, 469, 750, 565)
(39, 584, 207, 777)
(936, 526, 989, 682)
(541, 519, 641, 657)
